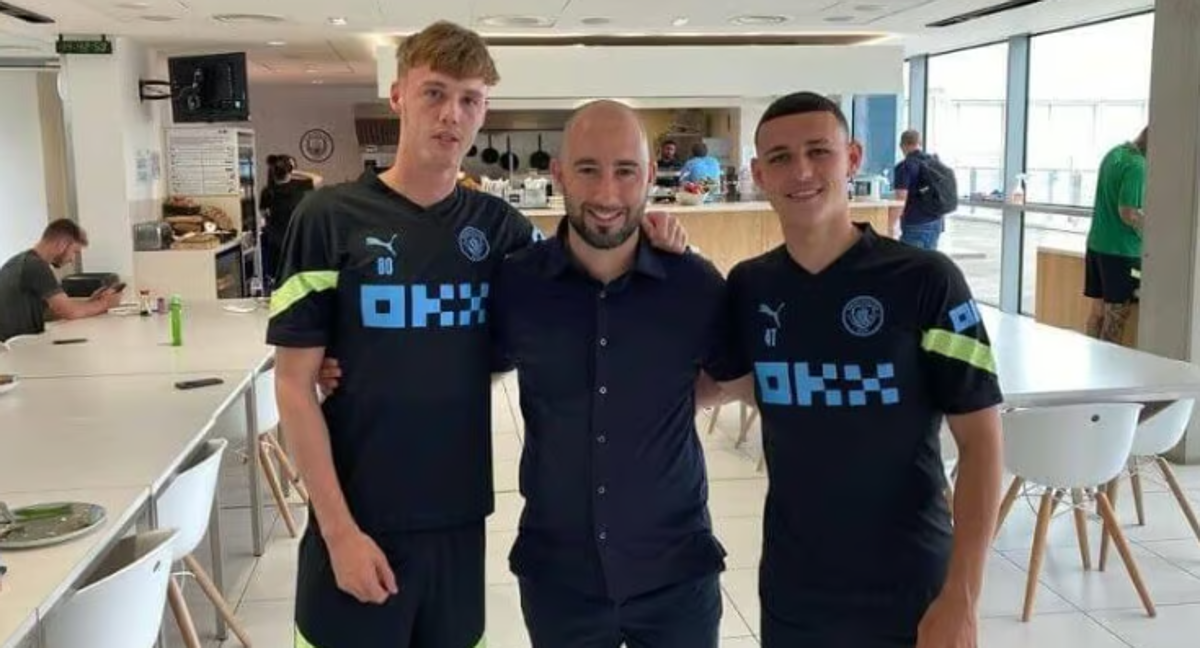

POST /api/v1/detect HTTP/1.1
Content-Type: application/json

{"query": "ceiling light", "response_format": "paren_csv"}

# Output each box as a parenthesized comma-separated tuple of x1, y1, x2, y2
(266, 40, 286, 46)
(580, 17, 611, 26)
(824, 15, 856, 23)
(212, 13, 285, 24)
(476, 15, 555, 28)
(141, 15, 178, 22)
(671, 17, 690, 27)
(854, 4, 886, 10)
(0, 44, 39, 52)
(312, 79, 325, 85)
(730, 14, 790, 26)
(328, 17, 347, 26)
(305, 68, 319, 74)
(116, 2, 152, 9)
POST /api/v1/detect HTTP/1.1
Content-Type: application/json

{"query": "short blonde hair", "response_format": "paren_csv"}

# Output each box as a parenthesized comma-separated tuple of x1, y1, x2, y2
(396, 21, 500, 86)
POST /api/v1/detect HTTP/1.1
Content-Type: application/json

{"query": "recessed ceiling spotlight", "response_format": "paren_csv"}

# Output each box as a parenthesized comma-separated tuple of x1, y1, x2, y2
(730, 14, 790, 26)
(328, 17, 348, 26)
(671, 17, 690, 27)
(824, 15, 857, 23)
(476, 15, 555, 28)
(854, 4, 886, 11)
(266, 40, 286, 46)
(305, 68, 319, 74)
(580, 17, 611, 26)
(141, 14, 178, 22)
(116, 2, 152, 9)
(311, 79, 325, 85)
(212, 13, 285, 24)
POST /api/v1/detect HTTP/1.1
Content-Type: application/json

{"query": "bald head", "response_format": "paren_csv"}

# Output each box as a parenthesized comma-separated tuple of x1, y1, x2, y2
(560, 99, 650, 164)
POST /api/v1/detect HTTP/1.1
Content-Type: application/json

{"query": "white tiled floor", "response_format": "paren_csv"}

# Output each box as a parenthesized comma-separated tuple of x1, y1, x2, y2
(168, 379, 1200, 647)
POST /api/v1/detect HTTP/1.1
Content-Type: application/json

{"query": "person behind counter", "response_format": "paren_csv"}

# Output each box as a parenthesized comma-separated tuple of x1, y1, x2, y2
(657, 139, 684, 170)
(678, 142, 723, 187)
(0, 219, 124, 342)
(259, 154, 322, 290)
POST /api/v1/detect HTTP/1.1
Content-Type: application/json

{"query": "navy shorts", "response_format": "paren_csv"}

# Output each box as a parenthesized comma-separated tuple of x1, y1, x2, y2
(294, 521, 485, 648)
(518, 574, 722, 648)
(1084, 249, 1141, 304)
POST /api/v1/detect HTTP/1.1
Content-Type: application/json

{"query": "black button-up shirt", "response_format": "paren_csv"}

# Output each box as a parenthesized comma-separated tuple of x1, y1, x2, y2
(491, 218, 729, 601)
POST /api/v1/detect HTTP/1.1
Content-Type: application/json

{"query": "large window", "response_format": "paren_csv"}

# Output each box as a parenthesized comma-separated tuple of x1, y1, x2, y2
(926, 44, 1009, 199)
(1026, 13, 1154, 206)
(926, 44, 1008, 305)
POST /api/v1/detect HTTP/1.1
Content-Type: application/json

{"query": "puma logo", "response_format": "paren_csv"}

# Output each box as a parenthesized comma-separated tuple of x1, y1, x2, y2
(366, 234, 398, 257)
(758, 302, 785, 329)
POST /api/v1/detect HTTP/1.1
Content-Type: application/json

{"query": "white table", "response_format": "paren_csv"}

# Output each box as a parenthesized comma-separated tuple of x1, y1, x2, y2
(983, 306, 1200, 406)
(0, 487, 149, 648)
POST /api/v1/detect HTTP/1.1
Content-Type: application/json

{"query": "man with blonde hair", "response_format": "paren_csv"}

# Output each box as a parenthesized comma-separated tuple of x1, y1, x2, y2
(271, 21, 683, 648)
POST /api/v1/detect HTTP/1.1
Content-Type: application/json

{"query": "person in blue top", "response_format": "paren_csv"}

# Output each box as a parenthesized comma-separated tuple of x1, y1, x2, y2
(892, 130, 945, 250)
(678, 142, 723, 188)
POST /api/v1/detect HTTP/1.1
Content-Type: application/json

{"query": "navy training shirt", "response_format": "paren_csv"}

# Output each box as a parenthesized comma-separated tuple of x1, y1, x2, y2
(712, 223, 1003, 619)
(266, 171, 539, 535)
(492, 218, 730, 601)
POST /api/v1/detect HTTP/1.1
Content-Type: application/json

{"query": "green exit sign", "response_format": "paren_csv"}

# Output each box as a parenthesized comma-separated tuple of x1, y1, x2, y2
(56, 38, 113, 55)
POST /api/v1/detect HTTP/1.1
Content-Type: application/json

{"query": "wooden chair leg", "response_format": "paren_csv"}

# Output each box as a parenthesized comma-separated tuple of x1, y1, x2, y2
(264, 434, 309, 504)
(1156, 457, 1200, 545)
(167, 577, 204, 648)
(259, 444, 298, 538)
(1023, 489, 1060, 622)
(995, 477, 1025, 539)
(736, 408, 759, 449)
(1131, 460, 1147, 527)
(1072, 488, 1093, 571)
(1100, 477, 1121, 572)
(184, 555, 254, 647)
(1095, 491, 1157, 618)
(706, 405, 722, 436)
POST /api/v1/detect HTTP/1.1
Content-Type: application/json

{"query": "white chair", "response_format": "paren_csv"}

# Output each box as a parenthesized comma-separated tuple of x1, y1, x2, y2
(42, 529, 179, 648)
(156, 439, 253, 647)
(995, 403, 1155, 621)
(1100, 399, 1200, 570)
(0, 334, 39, 351)
(255, 367, 308, 538)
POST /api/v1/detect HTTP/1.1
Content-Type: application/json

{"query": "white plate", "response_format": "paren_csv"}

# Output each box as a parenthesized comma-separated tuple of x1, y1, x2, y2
(0, 502, 107, 550)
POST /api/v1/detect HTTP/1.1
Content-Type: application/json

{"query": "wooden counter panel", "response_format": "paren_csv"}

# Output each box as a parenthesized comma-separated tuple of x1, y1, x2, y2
(1035, 247, 1139, 347)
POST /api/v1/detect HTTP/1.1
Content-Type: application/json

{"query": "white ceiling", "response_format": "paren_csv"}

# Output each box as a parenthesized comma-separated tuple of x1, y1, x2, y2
(0, 0, 1153, 85)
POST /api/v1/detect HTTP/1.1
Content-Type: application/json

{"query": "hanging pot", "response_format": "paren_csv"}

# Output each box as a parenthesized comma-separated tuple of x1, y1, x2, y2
(480, 133, 499, 164)
(498, 135, 520, 172)
(530, 133, 551, 171)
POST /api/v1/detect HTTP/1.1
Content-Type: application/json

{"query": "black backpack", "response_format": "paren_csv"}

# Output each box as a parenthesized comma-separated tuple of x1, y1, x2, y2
(910, 152, 958, 217)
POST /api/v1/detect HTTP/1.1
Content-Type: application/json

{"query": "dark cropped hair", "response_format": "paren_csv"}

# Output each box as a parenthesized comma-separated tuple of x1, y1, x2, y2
(756, 91, 850, 145)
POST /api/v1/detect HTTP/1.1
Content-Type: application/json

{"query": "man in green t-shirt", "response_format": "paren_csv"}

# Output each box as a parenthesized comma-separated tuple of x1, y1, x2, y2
(1084, 127, 1148, 343)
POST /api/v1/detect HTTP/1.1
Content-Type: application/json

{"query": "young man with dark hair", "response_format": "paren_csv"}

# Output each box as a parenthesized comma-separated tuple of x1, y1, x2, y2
(892, 129, 946, 250)
(0, 218, 123, 342)
(271, 21, 687, 648)
(708, 91, 1004, 648)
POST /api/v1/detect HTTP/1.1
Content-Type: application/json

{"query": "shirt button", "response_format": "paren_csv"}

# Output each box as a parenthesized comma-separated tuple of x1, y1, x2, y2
(599, 386, 607, 395)
(597, 435, 607, 444)
(599, 338, 608, 347)
(599, 291, 608, 300)
(597, 485, 606, 495)
(599, 531, 608, 541)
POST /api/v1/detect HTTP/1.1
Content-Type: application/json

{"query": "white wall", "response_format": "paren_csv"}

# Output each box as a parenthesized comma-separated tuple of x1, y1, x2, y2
(0, 71, 49, 264)
(377, 45, 905, 100)
(244, 83, 377, 187)
(61, 38, 168, 281)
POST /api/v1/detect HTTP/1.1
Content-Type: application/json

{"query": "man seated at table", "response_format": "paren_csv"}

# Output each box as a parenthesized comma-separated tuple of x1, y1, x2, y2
(0, 219, 123, 342)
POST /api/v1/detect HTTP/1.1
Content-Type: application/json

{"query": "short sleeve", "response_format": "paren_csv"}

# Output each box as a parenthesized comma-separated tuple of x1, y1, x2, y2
(266, 192, 340, 348)
(893, 160, 912, 191)
(704, 263, 753, 382)
(1118, 157, 1147, 210)
(917, 257, 1004, 414)
(494, 203, 546, 257)
(23, 254, 62, 300)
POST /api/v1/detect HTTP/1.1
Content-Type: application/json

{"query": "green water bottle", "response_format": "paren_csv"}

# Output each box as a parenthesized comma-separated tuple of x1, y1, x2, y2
(169, 295, 183, 346)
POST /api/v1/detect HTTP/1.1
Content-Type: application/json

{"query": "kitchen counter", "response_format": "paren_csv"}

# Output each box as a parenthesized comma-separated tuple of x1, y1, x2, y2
(522, 199, 902, 275)
(133, 237, 247, 302)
